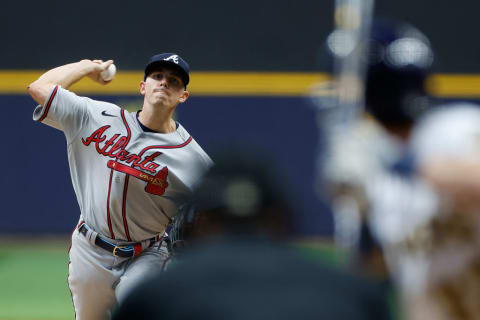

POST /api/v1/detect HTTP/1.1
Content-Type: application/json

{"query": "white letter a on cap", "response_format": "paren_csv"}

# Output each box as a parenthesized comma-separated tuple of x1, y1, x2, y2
(164, 55, 179, 64)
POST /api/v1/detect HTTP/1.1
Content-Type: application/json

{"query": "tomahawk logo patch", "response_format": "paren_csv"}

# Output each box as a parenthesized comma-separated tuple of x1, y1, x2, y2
(163, 54, 179, 64)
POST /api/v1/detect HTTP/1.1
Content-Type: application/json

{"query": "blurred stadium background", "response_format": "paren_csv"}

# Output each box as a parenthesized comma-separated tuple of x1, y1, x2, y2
(1, 0, 480, 319)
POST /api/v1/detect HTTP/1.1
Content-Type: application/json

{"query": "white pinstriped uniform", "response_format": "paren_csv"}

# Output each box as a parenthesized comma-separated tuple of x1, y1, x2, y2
(33, 86, 213, 320)
(324, 117, 438, 294)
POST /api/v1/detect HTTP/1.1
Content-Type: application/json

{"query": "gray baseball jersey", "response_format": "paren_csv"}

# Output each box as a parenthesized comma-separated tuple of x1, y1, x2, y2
(33, 85, 213, 241)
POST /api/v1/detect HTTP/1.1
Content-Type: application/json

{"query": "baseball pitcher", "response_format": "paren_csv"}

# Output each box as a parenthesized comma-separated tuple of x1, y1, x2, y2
(27, 53, 213, 320)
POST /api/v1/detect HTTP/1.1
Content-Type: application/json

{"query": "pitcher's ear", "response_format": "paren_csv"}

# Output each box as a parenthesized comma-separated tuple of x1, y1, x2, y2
(179, 90, 189, 103)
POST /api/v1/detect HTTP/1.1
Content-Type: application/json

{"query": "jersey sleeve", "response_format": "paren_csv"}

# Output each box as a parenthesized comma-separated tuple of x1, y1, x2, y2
(189, 141, 214, 188)
(33, 85, 89, 143)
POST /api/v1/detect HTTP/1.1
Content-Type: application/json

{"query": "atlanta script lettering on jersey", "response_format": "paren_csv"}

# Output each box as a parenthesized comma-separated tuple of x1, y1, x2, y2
(81, 125, 162, 174)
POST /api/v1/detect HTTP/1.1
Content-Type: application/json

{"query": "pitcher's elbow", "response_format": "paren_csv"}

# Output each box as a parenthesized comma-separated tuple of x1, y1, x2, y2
(27, 80, 49, 105)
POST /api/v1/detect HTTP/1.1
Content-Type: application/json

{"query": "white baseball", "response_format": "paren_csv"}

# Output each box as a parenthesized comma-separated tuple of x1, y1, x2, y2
(100, 64, 116, 81)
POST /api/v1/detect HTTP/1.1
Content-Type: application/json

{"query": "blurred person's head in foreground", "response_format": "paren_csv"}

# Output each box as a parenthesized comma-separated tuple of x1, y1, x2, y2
(113, 149, 393, 320)
(169, 148, 295, 252)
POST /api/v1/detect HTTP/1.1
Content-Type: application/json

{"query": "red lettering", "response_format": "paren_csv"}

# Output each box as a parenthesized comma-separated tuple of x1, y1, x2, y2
(100, 134, 120, 154)
(138, 152, 162, 173)
(145, 162, 160, 173)
(115, 149, 129, 161)
(81, 126, 110, 147)
(108, 137, 128, 158)
(82, 126, 165, 177)
(124, 154, 142, 165)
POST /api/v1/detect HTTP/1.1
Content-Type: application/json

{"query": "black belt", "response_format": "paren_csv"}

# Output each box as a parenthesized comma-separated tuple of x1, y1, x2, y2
(78, 223, 159, 258)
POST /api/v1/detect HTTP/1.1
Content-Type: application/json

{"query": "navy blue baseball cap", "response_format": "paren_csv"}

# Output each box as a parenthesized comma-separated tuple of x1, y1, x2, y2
(144, 53, 190, 87)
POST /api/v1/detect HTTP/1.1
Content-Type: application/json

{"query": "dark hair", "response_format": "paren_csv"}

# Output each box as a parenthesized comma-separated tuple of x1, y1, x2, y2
(365, 18, 434, 127)
(169, 148, 295, 250)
